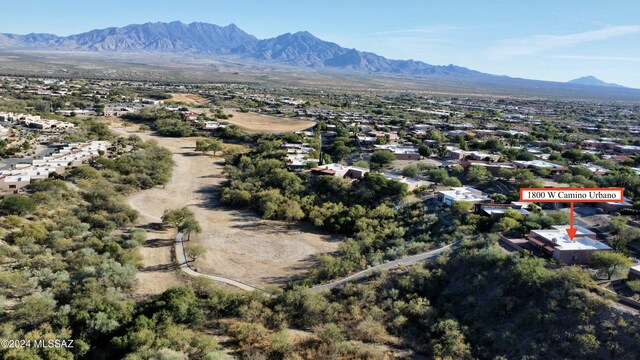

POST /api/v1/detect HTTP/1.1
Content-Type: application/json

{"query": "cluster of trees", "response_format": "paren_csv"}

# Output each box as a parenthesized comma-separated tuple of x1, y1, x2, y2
(428, 168, 462, 187)
(0, 194, 37, 216)
(195, 138, 223, 155)
(217, 135, 448, 281)
(607, 217, 640, 254)
(0, 139, 30, 158)
(123, 108, 195, 137)
(405, 238, 640, 359)
(0, 179, 145, 358)
(319, 121, 353, 162)
(84, 237, 638, 359)
(399, 163, 437, 180)
(64, 118, 116, 143)
(77, 135, 175, 193)
(0, 123, 187, 358)
(489, 207, 569, 235)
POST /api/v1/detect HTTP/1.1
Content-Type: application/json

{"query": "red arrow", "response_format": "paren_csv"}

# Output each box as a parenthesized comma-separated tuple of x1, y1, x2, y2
(566, 202, 577, 240)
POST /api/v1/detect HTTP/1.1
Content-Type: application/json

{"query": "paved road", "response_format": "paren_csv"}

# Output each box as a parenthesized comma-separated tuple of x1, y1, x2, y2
(310, 241, 460, 292)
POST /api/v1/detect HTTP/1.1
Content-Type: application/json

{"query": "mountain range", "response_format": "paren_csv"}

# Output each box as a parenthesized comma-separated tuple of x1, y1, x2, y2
(0, 21, 638, 98)
(0, 21, 490, 78)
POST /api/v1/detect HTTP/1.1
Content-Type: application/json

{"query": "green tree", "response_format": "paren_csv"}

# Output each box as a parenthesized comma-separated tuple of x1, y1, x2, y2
(436, 144, 449, 158)
(196, 139, 223, 155)
(430, 319, 471, 359)
(195, 139, 210, 154)
(451, 201, 473, 214)
(162, 207, 200, 238)
(428, 129, 446, 143)
(428, 168, 449, 183)
(466, 166, 491, 183)
(627, 280, 640, 293)
(370, 151, 396, 169)
(12, 291, 56, 327)
(589, 251, 632, 280)
(94, 103, 105, 115)
(442, 177, 462, 187)
(402, 165, 421, 178)
(179, 217, 203, 241)
(0, 195, 37, 215)
(278, 200, 305, 222)
(492, 217, 521, 234)
(185, 244, 207, 262)
(515, 151, 536, 161)
(418, 145, 432, 157)
(489, 193, 508, 203)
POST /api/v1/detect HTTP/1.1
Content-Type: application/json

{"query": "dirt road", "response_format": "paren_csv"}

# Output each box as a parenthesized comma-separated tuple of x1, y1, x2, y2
(107, 120, 338, 294)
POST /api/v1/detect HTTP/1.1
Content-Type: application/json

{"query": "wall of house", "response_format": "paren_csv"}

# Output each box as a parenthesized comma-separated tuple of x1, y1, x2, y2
(395, 153, 421, 161)
(552, 248, 598, 265)
(596, 202, 633, 214)
(0, 180, 30, 192)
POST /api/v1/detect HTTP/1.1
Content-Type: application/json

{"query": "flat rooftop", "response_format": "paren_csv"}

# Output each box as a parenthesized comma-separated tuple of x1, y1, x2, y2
(514, 160, 564, 168)
(482, 207, 530, 216)
(439, 186, 490, 202)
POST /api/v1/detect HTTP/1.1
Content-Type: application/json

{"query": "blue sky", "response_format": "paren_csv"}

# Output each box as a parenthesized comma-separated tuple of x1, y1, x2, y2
(2, 0, 640, 88)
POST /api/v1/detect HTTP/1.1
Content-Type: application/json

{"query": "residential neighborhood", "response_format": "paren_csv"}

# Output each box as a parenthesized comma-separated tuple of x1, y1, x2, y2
(0, 73, 640, 359)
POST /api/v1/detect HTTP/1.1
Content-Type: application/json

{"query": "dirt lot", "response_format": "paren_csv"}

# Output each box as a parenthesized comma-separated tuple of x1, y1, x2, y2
(167, 93, 208, 105)
(106, 118, 338, 292)
(224, 110, 315, 134)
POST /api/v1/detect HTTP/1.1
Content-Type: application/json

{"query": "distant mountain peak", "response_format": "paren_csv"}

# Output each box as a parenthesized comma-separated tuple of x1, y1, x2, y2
(292, 30, 314, 37)
(568, 76, 625, 88)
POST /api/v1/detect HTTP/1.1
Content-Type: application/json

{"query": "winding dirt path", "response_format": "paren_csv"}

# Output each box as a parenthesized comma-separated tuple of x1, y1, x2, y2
(106, 120, 338, 294)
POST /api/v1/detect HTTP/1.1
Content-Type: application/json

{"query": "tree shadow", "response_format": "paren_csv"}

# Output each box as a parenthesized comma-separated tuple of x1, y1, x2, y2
(140, 263, 176, 272)
(138, 222, 164, 231)
(258, 254, 323, 284)
(181, 152, 203, 157)
(199, 174, 224, 179)
(144, 237, 174, 248)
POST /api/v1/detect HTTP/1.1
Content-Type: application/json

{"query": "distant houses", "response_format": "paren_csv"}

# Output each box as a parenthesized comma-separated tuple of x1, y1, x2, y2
(141, 99, 165, 105)
(614, 144, 640, 155)
(0, 141, 110, 194)
(0, 112, 75, 130)
(282, 143, 316, 169)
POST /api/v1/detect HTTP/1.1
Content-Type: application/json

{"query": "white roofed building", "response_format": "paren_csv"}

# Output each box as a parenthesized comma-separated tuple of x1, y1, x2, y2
(438, 186, 491, 206)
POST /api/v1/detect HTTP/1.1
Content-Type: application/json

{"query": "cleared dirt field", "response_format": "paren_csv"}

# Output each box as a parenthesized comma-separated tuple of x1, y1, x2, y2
(167, 93, 208, 105)
(106, 118, 338, 292)
(225, 110, 315, 133)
